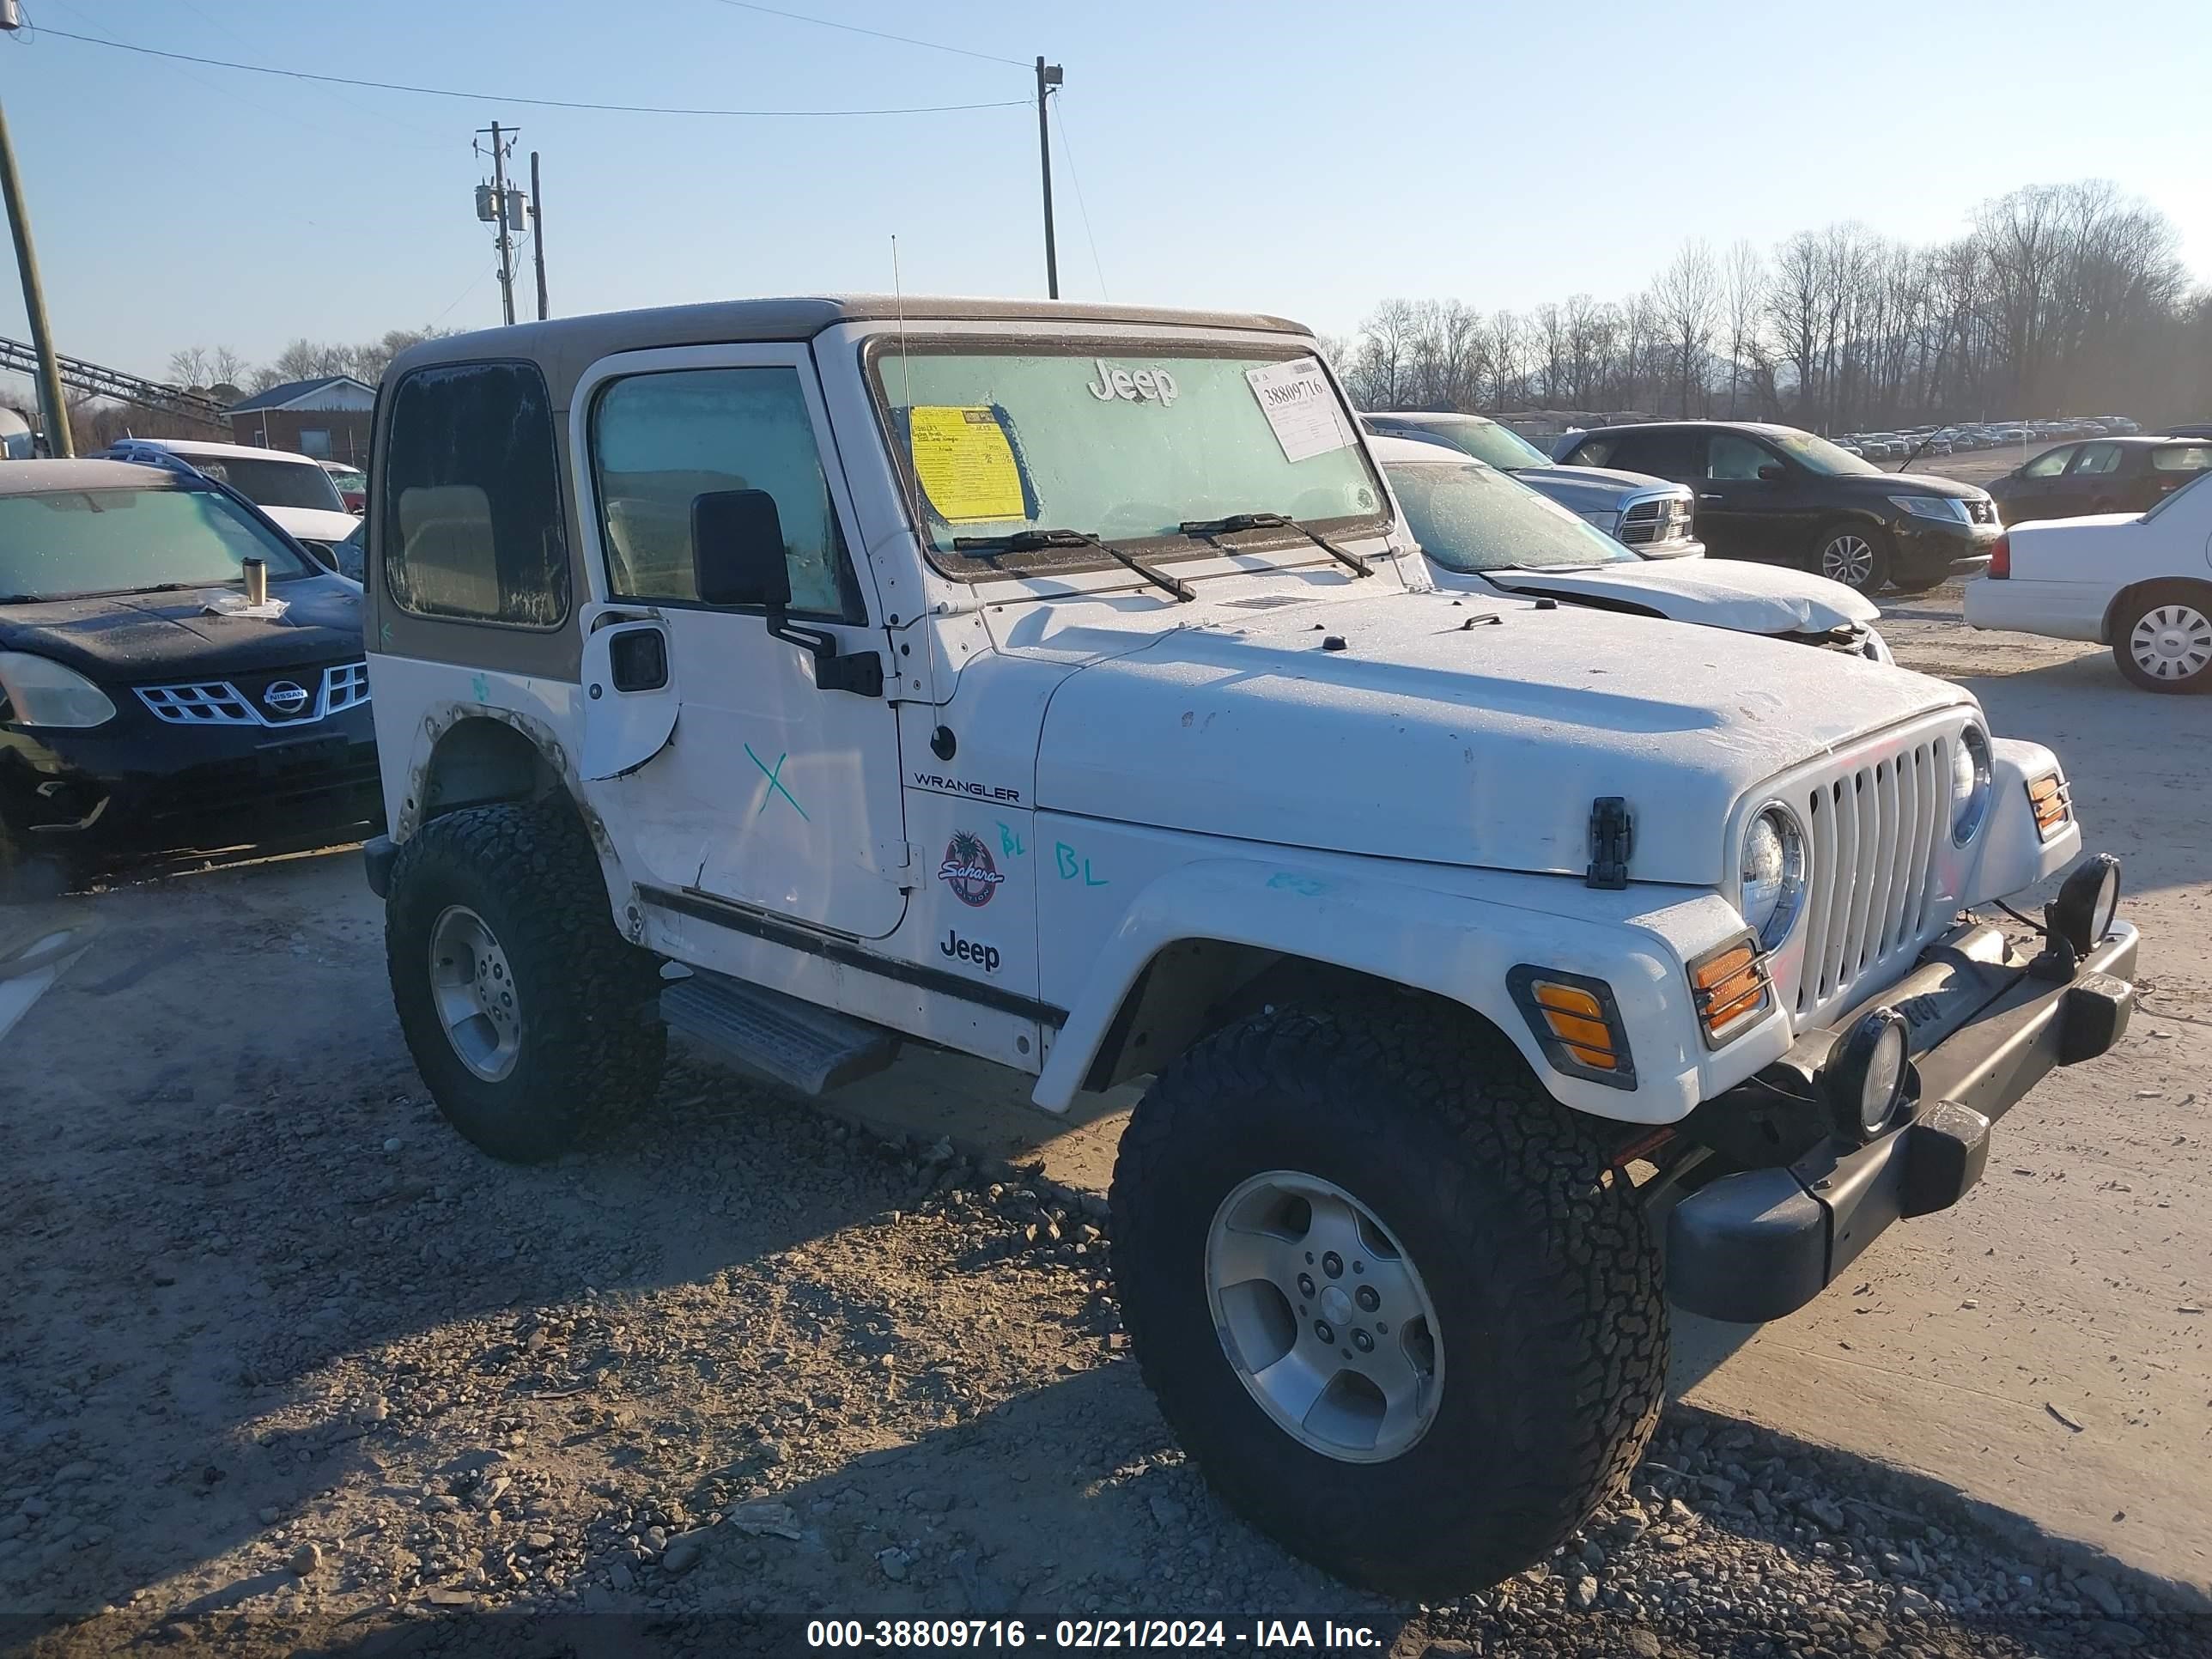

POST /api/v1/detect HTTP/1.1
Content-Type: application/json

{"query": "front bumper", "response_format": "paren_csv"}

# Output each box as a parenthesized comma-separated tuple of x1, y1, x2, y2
(0, 704, 383, 864)
(1665, 914, 2138, 1324)
(1891, 516, 2002, 582)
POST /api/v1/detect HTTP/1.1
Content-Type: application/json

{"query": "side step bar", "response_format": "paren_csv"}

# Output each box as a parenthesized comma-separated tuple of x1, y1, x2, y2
(659, 968, 899, 1096)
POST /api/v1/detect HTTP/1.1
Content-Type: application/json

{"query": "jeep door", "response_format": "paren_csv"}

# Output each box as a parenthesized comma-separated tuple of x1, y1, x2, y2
(572, 346, 908, 939)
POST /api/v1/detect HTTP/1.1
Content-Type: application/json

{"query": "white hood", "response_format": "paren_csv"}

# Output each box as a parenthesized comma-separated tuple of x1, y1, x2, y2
(1479, 558, 1878, 636)
(1028, 587, 1965, 887)
(261, 505, 361, 544)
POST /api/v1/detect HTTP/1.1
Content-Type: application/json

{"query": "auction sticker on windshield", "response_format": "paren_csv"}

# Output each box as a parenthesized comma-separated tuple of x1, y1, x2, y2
(910, 405, 1027, 524)
(1245, 356, 1355, 464)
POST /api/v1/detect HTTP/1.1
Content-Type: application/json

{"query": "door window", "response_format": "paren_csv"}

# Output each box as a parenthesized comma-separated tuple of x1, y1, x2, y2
(382, 361, 568, 626)
(590, 367, 858, 620)
(2151, 445, 2212, 474)
(1601, 430, 1700, 481)
(2069, 442, 2123, 476)
(2021, 446, 2074, 478)
(1706, 432, 1774, 481)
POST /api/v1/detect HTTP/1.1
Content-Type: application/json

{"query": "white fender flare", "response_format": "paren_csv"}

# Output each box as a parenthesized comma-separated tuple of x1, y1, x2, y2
(1032, 857, 1776, 1125)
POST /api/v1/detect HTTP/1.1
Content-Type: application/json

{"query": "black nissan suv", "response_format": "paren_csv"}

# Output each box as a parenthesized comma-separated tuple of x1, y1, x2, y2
(0, 459, 380, 888)
(1555, 420, 2002, 593)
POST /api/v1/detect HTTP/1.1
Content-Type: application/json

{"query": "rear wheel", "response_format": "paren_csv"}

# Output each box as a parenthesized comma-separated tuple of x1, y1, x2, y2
(1109, 1002, 1666, 1599)
(2113, 583, 2212, 693)
(387, 801, 666, 1162)
(1814, 521, 1893, 593)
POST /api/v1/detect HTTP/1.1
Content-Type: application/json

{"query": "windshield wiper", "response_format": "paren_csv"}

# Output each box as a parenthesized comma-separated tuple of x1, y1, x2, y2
(951, 528, 1194, 603)
(1178, 512, 1371, 578)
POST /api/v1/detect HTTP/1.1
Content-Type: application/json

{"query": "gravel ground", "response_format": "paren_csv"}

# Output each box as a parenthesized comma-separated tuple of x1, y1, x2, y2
(3, 1019, 2207, 1658)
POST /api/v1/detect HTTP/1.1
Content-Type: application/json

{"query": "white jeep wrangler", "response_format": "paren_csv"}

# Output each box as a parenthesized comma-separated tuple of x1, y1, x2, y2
(361, 297, 2137, 1601)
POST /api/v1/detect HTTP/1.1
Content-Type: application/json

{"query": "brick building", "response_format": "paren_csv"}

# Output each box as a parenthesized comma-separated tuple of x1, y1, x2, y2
(225, 375, 377, 465)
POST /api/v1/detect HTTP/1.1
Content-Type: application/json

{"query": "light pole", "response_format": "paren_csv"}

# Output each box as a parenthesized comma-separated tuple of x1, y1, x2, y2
(1035, 58, 1061, 301)
(0, 3, 74, 455)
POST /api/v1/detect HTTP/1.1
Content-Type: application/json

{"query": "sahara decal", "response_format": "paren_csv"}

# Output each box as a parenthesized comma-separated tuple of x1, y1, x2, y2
(937, 831, 1006, 908)
(909, 771, 1024, 805)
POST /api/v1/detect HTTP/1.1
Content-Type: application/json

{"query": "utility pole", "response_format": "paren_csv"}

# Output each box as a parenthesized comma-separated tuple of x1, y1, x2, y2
(529, 150, 549, 322)
(1034, 57, 1061, 301)
(477, 121, 518, 326)
(0, 6, 74, 455)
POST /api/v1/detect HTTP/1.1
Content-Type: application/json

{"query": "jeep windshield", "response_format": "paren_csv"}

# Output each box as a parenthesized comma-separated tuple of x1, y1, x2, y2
(1383, 457, 1637, 572)
(871, 342, 1390, 576)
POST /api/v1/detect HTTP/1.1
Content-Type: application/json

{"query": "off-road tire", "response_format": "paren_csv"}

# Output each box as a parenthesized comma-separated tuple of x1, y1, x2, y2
(387, 801, 665, 1163)
(2112, 580, 2212, 694)
(1813, 520, 1893, 594)
(1109, 1002, 1667, 1600)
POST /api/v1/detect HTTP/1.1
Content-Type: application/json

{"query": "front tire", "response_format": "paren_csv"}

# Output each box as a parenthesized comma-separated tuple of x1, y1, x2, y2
(1109, 1004, 1667, 1600)
(2113, 582, 2212, 693)
(387, 801, 666, 1163)
(1814, 520, 1893, 593)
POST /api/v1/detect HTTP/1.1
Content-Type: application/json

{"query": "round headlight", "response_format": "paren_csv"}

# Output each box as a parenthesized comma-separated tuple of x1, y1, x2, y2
(1740, 805, 1808, 949)
(1950, 724, 1992, 844)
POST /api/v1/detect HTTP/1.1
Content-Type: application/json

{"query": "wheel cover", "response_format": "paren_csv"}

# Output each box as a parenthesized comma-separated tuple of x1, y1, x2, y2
(1204, 1170, 1444, 1463)
(2130, 604, 2212, 682)
(1820, 533, 1876, 588)
(428, 905, 522, 1082)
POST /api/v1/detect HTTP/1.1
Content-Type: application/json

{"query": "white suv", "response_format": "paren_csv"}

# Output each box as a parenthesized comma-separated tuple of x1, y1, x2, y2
(359, 297, 2137, 1601)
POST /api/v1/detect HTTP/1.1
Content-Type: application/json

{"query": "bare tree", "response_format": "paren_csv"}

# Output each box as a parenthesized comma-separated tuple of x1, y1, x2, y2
(1721, 240, 1765, 416)
(1654, 240, 1720, 416)
(165, 346, 210, 388)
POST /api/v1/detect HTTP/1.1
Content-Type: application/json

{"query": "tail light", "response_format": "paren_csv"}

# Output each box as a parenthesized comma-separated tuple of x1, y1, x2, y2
(1988, 532, 2010, 579)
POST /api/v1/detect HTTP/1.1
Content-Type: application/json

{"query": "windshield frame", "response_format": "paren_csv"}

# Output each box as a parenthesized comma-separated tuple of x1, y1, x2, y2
(860, 330, 1395, 584)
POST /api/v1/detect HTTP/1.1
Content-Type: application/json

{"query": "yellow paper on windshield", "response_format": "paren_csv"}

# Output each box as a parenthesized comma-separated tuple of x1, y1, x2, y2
(909, 405, 1025, 525)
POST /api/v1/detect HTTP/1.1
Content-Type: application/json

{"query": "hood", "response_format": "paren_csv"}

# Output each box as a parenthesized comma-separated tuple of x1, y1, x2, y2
(1834, 470, 1985, 501)
(1030, 587, 1966, 887)
(1504, 464, 1681, 515)
(1485, 558, 1878, 635)
(0, 576, 366, 684)
(260, 506, 362, 544)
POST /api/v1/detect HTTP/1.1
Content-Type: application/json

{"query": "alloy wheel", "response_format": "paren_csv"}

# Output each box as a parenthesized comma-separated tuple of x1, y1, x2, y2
(1205, 1170, 1444, 1463)
(428, 905, 523, 1082)
(1820, 533, 1877, 589)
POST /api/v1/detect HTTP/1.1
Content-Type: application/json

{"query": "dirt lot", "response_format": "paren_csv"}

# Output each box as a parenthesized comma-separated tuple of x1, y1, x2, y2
(3, 581, 2209, 1659)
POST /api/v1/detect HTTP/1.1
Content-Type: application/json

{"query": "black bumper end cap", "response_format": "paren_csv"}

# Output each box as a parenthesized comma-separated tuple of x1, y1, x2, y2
(2058, 969, 2131, 1065)
(363, 834, 397, 899)
(1898, 1100, 1990, 1218)
(1666, 1167, 1830, 1325)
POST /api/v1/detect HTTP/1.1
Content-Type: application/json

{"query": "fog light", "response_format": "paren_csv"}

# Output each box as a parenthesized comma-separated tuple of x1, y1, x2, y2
(1825, 1008, 1910, 1141)
(2051, 854, 2120, 956)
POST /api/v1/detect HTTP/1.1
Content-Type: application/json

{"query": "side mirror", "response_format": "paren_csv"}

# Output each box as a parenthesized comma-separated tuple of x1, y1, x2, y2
(1756, 464, 1786, 483)
(692, 489, 791, 610)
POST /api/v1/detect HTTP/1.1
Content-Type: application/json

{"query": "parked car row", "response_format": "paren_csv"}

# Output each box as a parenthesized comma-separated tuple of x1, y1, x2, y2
(1839, 416, 2141, 460)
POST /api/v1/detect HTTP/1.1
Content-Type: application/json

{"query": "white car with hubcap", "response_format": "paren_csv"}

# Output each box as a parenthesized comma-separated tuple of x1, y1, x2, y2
(359, 297, 2138, 1601)
(1965, 473, 2212, 690)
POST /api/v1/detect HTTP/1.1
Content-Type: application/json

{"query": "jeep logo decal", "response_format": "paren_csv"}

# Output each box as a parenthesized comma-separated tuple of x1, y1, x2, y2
(937, 830, 1006, 908)
(939, 929, 1001, 975)
(1084, 359, 1179, 407)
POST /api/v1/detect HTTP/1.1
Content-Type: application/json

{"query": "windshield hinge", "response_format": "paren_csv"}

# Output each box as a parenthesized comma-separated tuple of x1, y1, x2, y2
(1587, 797, 1633, 890)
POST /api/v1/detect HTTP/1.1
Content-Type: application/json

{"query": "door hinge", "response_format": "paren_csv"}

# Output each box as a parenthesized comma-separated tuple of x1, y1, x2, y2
(1587, 796, 1633, 890)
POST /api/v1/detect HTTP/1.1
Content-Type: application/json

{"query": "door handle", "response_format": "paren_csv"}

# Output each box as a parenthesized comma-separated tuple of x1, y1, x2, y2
(1698, 493, 1723, 502)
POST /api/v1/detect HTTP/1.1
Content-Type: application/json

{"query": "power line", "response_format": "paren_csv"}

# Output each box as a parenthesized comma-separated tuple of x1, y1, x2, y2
(703, 0, 1030, 70)
(28, 27, 1033, 118)
(1051, 95, 1109, 301)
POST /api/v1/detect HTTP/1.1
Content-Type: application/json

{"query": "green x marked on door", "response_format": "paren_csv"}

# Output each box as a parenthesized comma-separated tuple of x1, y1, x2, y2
(744, 744, 810, 821)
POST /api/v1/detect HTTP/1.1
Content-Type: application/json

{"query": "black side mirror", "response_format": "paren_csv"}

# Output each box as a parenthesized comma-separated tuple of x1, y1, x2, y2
(692, 489, 791, 610)
(1756, 463, 1786, 483)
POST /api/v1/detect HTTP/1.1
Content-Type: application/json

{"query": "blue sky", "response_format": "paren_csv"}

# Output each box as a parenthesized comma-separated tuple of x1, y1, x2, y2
(3, 0, 2208, 381)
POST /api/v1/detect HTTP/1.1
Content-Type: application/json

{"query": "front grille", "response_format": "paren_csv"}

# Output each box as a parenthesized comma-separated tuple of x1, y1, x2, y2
(1618, 495, 1694, 546)
(136, 661, 370, 728)
(1792, 735, 1951, 1019)
(1966, 498, 1997, 525)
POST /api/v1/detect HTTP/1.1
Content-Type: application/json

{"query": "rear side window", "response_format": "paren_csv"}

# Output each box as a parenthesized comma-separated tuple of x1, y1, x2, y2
(1605, 430, 1698, 480)
(2152, 445, 2212, 473)
(382, 361, 568, 626)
